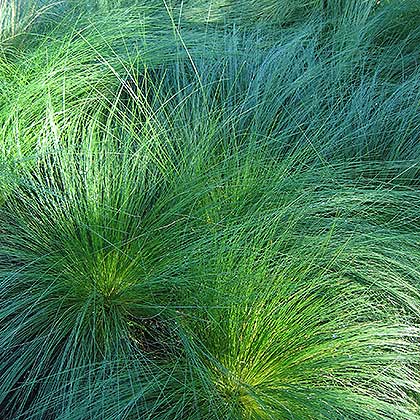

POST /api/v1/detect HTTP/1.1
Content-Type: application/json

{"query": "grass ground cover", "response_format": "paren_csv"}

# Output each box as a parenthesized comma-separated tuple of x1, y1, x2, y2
(1, 1, 419, 419)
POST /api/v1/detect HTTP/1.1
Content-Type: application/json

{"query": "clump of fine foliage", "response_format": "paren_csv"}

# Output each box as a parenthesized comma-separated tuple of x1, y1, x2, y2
(1, 1, 420, 419)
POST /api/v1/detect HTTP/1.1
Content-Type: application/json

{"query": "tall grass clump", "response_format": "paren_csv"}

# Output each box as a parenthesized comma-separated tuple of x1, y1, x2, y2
(1, 117, 420, 418)
(179, 227, 419, 419)
(0, 111, 198, 417)
(1, 0, 420, 418)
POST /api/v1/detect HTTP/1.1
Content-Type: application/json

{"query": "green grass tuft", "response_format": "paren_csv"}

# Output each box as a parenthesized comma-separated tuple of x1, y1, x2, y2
(1, 1, 420, 418)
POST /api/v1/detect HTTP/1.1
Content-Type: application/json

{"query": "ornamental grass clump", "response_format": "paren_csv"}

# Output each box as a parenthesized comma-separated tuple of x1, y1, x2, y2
(179, 228, 420, 419)
(1, 0, 420, 419)
(0, 118, 193, 417)
(1, 123, 420, 418)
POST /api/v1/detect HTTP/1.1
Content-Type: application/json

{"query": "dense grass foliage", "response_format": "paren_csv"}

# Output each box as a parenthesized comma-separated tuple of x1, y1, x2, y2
(1, 1, 420, 419)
